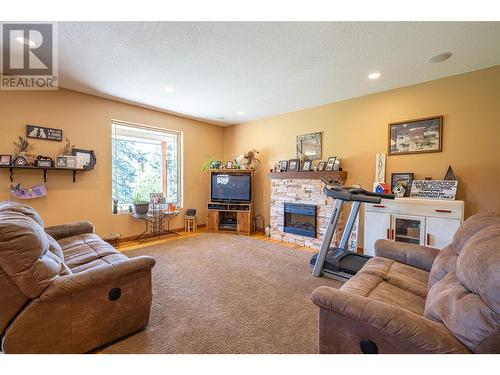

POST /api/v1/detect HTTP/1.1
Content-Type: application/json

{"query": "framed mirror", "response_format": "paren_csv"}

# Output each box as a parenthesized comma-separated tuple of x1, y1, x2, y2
(296, 132, 322, 160)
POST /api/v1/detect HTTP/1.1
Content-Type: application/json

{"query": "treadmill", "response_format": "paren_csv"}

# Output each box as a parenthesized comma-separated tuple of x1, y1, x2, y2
(310, 178, 394, 282)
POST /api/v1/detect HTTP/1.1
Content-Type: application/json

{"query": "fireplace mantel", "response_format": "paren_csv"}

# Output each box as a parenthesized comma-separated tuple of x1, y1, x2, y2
(268, 170, 347, 182)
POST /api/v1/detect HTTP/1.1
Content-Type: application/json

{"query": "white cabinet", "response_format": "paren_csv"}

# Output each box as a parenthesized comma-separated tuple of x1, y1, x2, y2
(364, 198, 464, 255)
(425, 217, 461, 249)
(364, 211, 391, 256)
(392, 214, 426, 246)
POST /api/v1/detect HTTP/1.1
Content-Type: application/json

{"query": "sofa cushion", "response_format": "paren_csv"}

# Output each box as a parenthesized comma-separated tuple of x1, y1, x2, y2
(341, 272, 426, 316)
(427, 245, 457, 289)
(451, 212, 500, 255)
(0, 210, 65, 298)
(359, 257, 429, 299)
(456, 225, 500, 316)
(47, 234, 64, 260)
(0, 201, 45, 227)
(46, 234, 72, 276)
(59, 233, 120, 269)
(425, 226, 500, 353)
(69, 253, 128, 273)
(428, 212, 500, 289)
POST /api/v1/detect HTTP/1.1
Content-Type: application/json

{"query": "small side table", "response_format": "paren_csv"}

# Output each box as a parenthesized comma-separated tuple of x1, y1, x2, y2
(185, 216, 197, 233)
(132, 211, 180, 243)
(101, 232, 121, 247)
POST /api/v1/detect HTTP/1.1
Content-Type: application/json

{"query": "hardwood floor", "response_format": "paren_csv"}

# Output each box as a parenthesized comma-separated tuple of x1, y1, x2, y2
(118, 229, 315, 253)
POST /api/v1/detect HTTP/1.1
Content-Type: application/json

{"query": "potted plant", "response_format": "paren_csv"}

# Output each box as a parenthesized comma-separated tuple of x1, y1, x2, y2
(13, 136, 35, 166)
(201, 156, 222, 171)
(132, 193, 150, 215)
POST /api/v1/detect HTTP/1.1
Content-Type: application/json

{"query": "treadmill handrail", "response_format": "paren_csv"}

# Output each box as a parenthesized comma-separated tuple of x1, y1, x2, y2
(322, 186, 388, 204)
(321, 178, 395, 203)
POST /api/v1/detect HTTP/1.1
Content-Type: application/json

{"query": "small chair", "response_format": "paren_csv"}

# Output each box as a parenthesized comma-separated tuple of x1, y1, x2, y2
(185, 216, 197, 233)
(184, 209, 197, 233)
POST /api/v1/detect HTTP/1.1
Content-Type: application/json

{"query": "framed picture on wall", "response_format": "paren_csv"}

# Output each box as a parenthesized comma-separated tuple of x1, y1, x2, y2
(388, 116, 443, 155)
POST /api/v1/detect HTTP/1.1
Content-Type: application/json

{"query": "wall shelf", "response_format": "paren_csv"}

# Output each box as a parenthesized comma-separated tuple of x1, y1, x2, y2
(0, 165, 88, 183)
(268, 170, 347, 182)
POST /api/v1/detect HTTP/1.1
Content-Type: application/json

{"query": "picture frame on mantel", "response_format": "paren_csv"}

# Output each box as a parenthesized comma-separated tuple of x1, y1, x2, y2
(302, 160, 312, 171)
(316, 161, 326, 171)
(325, 156, 336, 171)
(288, 159, 300, 172)
(278, 160, 288, 172)
(388, 116, 443, 156)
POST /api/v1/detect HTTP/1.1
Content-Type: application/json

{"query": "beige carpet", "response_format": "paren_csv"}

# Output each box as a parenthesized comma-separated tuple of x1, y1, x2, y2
(100, 233, 341, 354)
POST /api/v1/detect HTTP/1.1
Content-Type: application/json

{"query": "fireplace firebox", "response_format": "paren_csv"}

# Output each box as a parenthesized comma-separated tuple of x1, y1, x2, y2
(283, 203, 317, 238)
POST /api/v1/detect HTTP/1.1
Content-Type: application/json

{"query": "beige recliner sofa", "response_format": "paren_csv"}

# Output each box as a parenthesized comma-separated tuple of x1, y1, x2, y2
(0, 201, 156, 353)
(311, 212, 500, 354)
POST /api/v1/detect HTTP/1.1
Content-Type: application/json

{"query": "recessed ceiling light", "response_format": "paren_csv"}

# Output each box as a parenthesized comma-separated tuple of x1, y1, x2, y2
(16, 36, 35, 47)
(237, 111, 245, 116)
(165, 87, 175, 93)
(368, 72, 381, 80)
(427, 52, 453, 64)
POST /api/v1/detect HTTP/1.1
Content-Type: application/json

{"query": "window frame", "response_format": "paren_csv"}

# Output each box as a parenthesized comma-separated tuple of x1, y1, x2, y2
(111, 120, 183, 213)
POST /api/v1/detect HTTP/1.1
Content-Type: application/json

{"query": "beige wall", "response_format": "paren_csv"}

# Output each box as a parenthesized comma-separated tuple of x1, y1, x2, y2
(1, 67, 498, 242)
(0, 88, 224, 237)
(223, 66, 500, 245)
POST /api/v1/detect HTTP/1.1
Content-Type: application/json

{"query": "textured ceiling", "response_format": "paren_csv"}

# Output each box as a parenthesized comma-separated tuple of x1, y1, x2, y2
(58, 22, 500, 126)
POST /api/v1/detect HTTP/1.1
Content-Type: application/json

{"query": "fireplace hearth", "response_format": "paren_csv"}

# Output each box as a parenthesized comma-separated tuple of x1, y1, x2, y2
(283, 203, 317, 238)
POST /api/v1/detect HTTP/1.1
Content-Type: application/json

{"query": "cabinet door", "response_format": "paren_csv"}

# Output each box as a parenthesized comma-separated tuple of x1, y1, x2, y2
(364, 211, 391, 256)
(206, 211, 219, 232)
(426, 217, 461, 249)
(391, 214, 426, 246)
(237, 212, 251, 235)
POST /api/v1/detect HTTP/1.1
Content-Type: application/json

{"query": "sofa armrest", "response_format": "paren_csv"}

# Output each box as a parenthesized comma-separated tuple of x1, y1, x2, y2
(374, 239, 439, 271)
(311, 286, 469, 353)
(44, 221, 95, 240)
(39, 256, 155, 300)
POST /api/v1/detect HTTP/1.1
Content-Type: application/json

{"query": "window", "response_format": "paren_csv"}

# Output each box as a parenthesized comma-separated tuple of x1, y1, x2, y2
(111, 121, 181, 212)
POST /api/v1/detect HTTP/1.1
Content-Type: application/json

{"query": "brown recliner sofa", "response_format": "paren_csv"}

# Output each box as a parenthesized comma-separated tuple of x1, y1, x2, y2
(311, 212, 500, 354)
(0, 201, 156, 353)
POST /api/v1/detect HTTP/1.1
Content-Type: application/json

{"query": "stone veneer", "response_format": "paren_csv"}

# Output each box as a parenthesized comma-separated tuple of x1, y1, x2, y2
(270, 178, 345, 249)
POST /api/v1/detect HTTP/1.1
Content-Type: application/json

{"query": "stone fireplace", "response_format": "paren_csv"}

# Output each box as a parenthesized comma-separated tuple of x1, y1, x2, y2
(269, 171, 348, 249)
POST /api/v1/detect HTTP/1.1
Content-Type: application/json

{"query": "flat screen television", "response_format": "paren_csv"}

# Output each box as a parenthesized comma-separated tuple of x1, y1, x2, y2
(211, 173, 252, 203)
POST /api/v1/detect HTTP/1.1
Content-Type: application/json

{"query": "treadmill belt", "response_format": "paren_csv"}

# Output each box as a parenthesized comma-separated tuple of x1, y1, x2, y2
(339, 254, 369, 274)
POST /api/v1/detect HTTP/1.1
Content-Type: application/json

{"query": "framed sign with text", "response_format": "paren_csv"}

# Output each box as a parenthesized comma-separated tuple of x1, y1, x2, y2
(26, 125, 63, 141)
(410, 180, 458, 200)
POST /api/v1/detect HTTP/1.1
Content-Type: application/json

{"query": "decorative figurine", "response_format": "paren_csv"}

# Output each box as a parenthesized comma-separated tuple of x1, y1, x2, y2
(393, 184, 406, 198)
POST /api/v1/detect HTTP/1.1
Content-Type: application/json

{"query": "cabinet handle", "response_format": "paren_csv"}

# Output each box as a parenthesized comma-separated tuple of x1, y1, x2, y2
(386, 229, 390, 239)
(373, 205, 385, 208)
(427, 233, 431, 246)
(435, 209, 452, 213)
(391, 229, 394, 240)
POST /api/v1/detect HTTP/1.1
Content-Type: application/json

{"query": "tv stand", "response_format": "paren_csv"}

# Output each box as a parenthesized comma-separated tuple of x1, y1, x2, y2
(208, 203, 251, 211)
(206, 202, 253, 235)
(206, 169, 254, 236)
